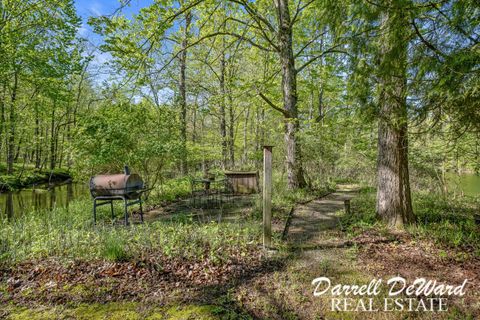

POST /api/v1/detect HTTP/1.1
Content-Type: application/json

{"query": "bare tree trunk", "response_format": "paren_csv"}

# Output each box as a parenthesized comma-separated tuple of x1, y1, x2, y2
(228, 93, 235, 168)
(178, 11, 191, 174)
(317, 88, 324, 124)
(219, 52, 228, 169)
(0, 82, 6, 155)
(243, 106, 250, 165)
(192, 94, 198, 144)
(276, 0, 306, 189)
(34, 102, 41, 168)
(7, 71, 18, 174)
(475, 133, 480, 175)
(376, 1, 414, 229)
(49, 100, 56, 170)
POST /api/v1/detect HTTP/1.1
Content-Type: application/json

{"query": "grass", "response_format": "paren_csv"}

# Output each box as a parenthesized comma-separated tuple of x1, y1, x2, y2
(410, 192, 479, 252)
(0, 198, 262, 265)
(340, 188, 480, 252)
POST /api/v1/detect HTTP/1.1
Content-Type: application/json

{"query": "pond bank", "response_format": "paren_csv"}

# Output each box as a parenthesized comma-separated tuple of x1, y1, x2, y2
(0, 167, 72, 192)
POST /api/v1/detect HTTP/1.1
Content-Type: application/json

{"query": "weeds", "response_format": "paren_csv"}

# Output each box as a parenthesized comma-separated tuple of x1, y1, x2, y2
(101, 231, 130, 262)
(340, 190, 480, 251)
(0, 199, 262, 265)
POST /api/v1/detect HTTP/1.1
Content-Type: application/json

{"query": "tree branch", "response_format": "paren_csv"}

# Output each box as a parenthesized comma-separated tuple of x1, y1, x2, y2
(294, 30, 327, 58)
(296, 46, 347, 74)
(229, 0, 276, 33)
(291, 0, 316, 26)
(411, 19, 446, 58)
(256, 90, 290, 118)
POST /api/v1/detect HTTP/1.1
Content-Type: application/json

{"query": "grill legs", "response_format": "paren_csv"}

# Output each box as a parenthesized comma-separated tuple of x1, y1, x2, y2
(139, 199, 144, 223)
(92, 196, 143, 226)
(93, 199, 97, 224)
(110, 201, 114, 220)
(124, 198, 129, 225)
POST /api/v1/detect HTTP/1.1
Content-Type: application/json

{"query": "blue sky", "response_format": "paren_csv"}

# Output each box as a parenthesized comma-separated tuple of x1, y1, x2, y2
(74, 1, 154, 85)
(75, 0, 152, 40)
(73, 0, 176, 103)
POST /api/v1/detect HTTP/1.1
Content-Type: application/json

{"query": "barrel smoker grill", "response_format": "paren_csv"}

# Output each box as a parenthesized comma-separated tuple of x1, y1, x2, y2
(90, 166, 144, 225)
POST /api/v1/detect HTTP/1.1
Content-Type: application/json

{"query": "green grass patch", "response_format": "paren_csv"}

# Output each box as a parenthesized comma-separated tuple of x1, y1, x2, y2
(0, 198, 262, 265)
(340, 189, 480, 252)
(409, 192, 479, 251)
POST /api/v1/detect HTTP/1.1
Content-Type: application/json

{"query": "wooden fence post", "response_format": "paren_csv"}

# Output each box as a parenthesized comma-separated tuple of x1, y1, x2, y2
(344, 199, 351, 215)
(263, 145, 273, 248)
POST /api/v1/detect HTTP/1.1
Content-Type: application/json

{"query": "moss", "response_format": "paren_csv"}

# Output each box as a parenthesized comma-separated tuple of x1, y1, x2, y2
(62, 283, 90, 297)
(163, 305, 221, 319)
(4, 303, 226, 320)
(70, 302, 142, 319)
(6, 306, 60, 320)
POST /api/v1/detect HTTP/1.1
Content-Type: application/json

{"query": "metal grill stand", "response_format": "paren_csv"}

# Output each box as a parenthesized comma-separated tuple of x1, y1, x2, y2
(93, 195, 143, 225)
(90, 166, 145, 225)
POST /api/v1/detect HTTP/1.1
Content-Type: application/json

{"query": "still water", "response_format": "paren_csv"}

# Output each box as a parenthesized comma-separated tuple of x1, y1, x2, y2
(446, 173, 480, 197)
(0, 182, 89, 217)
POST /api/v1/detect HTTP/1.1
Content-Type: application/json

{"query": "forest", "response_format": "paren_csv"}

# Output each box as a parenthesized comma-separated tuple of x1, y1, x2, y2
(0, 0, 479, 319)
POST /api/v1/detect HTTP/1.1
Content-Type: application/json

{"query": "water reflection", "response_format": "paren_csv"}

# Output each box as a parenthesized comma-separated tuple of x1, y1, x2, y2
(0, 182, 88, 217)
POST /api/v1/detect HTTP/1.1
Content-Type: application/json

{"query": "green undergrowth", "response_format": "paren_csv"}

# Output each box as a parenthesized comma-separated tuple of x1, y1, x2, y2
(409, 192, 479, 252)
(340, 188, 480, 253)
(0, 198, 261, 265)
(148, 177, 192, 202)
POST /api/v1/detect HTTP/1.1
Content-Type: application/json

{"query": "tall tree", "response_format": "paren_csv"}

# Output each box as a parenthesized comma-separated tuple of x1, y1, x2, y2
(375, 0, 414, 229)
(179, 10, 191, 174)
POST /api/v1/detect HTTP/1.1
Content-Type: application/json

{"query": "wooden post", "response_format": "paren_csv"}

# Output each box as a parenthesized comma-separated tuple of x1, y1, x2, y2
(263, 145, 273, 248)
(344, 199, 351, 215)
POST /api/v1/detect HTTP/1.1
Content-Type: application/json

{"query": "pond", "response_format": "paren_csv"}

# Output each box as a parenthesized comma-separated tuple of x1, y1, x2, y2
(0, 182, 89, 218)
(446, 173, 480, 197)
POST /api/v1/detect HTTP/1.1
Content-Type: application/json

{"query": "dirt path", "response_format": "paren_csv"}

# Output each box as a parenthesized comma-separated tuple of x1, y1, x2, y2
(285, 184, 358, 248)
(233, 184, 369, 319)
(237, 184, 478, 319)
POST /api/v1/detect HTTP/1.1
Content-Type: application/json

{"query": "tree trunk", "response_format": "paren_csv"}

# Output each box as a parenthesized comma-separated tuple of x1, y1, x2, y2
(178, 11, 191, 174)
(276, 0, 306, 189)
(7, 71, 18, 175)
(0, 82, 6, 155)
(228, 92, 235, 168)
(376, 1, 414, 229)
(34, 102, 41, 168)
(219, 52, 228, 169)
(49, 101, 56, 170)
(243, 106, 250, 164)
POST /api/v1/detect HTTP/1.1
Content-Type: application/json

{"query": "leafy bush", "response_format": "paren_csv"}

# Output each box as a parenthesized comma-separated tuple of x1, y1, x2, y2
(148, 177, 192, 202)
